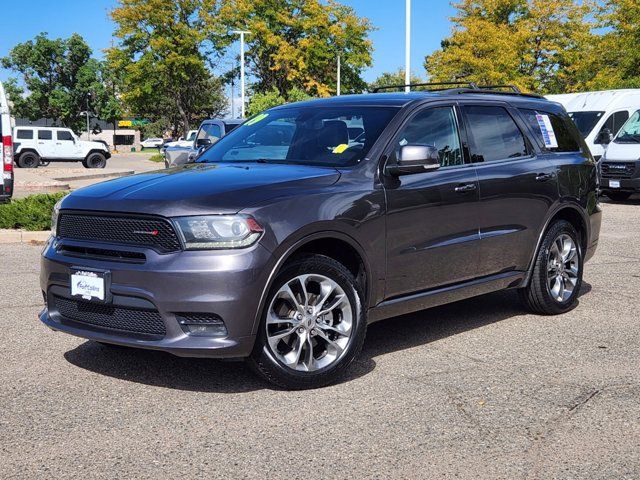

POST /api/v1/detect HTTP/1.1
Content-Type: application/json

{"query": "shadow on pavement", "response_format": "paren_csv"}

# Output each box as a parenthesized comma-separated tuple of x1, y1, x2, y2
(64, 282, 592, 393)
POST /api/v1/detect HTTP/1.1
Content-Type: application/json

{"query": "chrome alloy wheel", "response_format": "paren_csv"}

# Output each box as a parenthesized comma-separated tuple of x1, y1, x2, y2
(266, 274, 353, 372)
(547, 233, 579, 303)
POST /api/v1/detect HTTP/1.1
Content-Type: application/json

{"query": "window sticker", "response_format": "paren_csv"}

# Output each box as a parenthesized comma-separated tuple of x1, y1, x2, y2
(244, 113, 269, 126)
(535, 114, 558, 148)
(332, 143, 349, 154)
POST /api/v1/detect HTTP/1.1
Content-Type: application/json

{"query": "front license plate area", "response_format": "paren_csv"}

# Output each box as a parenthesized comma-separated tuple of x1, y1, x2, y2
(609, 180, 621, 188)
(70, 268, 111, 302)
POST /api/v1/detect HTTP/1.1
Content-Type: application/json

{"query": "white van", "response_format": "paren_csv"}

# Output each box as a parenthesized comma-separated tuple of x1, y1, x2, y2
(598, 109, 640, 201)
(546, 89, 640, 160)
(0, 81, 14, 202)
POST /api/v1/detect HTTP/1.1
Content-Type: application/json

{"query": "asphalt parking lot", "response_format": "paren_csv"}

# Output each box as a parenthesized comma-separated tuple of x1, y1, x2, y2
(1, 198, 639, 479)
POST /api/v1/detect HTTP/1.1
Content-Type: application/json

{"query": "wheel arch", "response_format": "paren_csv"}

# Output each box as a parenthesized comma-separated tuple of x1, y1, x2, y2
(251, 231, 372, 335)
(523, 202, 589, 287)
(84, 149, 107, 161)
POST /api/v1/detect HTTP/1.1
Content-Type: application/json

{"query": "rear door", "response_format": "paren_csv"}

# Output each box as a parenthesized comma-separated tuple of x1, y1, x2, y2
(383, 103, 481, 298)
(460, 102, 559, 277)
(37, 129, 56, 158)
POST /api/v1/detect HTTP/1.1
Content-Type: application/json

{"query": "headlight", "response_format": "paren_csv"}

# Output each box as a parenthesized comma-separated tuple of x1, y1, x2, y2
(174, 215, 264, 250)
(51, 198, 63, 235)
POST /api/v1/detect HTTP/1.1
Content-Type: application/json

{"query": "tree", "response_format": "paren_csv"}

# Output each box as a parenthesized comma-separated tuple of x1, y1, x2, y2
(216, 0, 374, 97)
(247, 87, 310, 116)
(108, 0, 228, 135)
(369, 69, 423, 91)
(2, 33, 106, 132)
(424, 0, 595, 94)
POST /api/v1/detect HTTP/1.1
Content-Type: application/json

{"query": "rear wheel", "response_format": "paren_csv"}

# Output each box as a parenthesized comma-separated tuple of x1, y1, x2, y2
(519, 220, 583, 315)
(83, 152, 106, 168)
(605, 190, 632, 202)
(17, 151, 40, 168)
(248, 254, 366, 390)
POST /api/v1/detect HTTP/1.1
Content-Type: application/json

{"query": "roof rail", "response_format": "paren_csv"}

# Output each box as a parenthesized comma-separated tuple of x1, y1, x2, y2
(448, 87, 544, 99)
(477, 84, 521, 93)
(370, 81, 479, 93)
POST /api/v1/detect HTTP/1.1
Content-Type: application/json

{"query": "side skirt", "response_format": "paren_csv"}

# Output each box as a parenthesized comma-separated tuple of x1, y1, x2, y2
(367, 271, 525, 323)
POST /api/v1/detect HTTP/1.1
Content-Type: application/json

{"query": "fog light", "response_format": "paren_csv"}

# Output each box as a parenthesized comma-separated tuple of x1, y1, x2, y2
(176, 313, 227, 337)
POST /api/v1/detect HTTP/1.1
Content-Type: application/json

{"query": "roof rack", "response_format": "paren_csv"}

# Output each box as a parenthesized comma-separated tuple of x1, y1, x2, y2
(370, 81, 479, 93)
(369, 81, 543, 99)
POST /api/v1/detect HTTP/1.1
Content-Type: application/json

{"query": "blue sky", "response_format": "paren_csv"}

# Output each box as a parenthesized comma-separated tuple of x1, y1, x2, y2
(0, 0, 456, 83)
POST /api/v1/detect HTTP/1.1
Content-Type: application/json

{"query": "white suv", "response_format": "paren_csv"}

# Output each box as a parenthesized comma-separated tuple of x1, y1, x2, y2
(13, 127, 111, 168)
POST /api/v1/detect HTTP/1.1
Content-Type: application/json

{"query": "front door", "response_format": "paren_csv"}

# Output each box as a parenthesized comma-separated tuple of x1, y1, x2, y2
(55, 130, 81, 159)
(383, 104, 481, 299)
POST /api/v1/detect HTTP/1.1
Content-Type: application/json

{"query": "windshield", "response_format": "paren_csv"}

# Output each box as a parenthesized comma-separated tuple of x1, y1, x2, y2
(186, 131, 197, 141)
(568, 111, 604, 138)
(197, 106, 400, 167)
(613, 110, 640, 144)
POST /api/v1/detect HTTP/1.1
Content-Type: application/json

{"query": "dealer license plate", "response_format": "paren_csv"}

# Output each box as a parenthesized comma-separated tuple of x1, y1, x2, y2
(609, 180, 621, 188)
(71, 270, 106, 301)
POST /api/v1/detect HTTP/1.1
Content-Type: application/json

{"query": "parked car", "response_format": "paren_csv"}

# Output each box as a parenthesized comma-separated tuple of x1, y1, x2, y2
(598, 108, 640, 201)
(162, 129, 198, 150)
(140, 137, 164, 149)
(0, 81, 14, 202)
(546, 89, 640, 160)
(164, 119, 243, 168)
(40, 86, 601, 389)
(13, 127, 111, 168)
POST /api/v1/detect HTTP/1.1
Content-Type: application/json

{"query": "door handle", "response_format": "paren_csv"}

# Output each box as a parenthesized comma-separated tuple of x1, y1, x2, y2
(454, 183, 477, 193)
(535, 173, 554, 182)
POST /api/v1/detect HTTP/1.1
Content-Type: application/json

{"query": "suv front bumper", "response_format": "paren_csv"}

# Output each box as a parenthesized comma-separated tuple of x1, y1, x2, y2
(39, 237, 274, 358)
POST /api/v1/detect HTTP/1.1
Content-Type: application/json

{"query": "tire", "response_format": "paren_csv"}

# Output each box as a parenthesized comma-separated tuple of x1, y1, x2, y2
(83, 152, 107, 169)
(605, 190, 632, 202)
(248, 254, 366, 390)
(519, 220, 583, 315)
(17, 151, 40, 168)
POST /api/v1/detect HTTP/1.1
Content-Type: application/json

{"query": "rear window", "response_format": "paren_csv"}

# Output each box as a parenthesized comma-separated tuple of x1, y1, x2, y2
(38, 130, 52, 140)
(223, 122, 240, 133)
(16, 129, 33, 140)
(520, 109, 580, 152)
(463, 105, 528, 163)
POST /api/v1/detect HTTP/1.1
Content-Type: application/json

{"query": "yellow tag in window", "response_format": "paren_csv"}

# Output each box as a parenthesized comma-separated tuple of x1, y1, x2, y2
(332, 144, 349, 154)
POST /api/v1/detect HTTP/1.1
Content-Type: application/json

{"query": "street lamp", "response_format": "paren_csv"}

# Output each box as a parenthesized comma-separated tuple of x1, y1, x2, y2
(231, 30, 251, 118)
(337, 55, 341, 96)
(405, 0, 411, 92)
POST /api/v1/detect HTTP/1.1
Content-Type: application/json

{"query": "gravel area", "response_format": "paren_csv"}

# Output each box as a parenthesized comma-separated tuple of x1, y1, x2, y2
(0, 198, 638, 479)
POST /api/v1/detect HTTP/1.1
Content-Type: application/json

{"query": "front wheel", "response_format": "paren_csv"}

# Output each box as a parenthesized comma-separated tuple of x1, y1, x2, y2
(248, 254, 366, 390)
(83, 152, 106, 168)
(519, 220, 583, 315)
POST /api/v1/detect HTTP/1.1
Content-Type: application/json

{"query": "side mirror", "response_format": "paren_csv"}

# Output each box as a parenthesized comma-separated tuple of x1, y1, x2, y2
(195, 137, 211, 148)
(385, 144, 440, 176)
(596, 128, 613, 145)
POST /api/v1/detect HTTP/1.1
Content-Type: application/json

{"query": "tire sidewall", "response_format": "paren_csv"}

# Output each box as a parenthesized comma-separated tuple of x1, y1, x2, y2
(250, 255, 366, 389)
(538, 221, 584, 312)
(18, 152, 39, 168)
(84, 153, 106, 168)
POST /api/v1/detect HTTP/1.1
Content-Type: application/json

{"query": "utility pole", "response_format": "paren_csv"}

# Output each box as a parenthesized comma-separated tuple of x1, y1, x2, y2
(231, 30, 251, 118)
(405, 0, 411, 93)
(337, 55, 341, 96)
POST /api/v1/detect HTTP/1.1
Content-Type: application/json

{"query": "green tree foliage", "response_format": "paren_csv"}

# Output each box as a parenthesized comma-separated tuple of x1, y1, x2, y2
(216, 0, 374, 97)
(246, 87, 311, 116)
(368, 69, 423, 92)
(424, 0, 594, 93)
(108, 0, 228, 135)
(1, 33, 116, 132)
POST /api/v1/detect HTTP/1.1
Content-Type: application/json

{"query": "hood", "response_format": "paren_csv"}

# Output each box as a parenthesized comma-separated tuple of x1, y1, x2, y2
(602, 142, 640, 162)
(61, 162, 341, 216)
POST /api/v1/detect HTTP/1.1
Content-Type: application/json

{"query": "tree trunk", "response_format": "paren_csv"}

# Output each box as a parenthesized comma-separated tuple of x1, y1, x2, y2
(176, 100, 189, 137)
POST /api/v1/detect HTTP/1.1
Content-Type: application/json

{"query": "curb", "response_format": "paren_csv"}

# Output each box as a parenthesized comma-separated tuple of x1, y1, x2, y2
(15, 181, 70, 192)
(0, 230, 50, 245)
(51, 170, 136, 182)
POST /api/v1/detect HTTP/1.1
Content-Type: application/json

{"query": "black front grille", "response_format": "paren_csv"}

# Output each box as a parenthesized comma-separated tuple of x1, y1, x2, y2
(58, 213, 181, 253)
(54, 295, 166, 338)
(601, 162, 636, 179)
(57, 245, 146, 263)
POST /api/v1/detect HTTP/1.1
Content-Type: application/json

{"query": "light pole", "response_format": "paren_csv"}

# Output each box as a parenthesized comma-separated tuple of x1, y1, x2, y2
(337, 55, 341, 96)
(231, 30, 251, 118)
(405, 0, 411, 92)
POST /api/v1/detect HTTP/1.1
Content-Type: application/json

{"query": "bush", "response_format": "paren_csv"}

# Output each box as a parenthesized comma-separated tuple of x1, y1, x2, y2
(0, 192, 68, 231)
(148, 153, 164, 163)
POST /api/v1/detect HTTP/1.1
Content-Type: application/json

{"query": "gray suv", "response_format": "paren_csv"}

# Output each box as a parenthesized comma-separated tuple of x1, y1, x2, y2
(40, 85, 602, 389)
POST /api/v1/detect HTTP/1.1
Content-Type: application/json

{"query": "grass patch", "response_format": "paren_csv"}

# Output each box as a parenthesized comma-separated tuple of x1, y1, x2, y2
(149, 153, 164, 163)
(0, 192, 68, 231)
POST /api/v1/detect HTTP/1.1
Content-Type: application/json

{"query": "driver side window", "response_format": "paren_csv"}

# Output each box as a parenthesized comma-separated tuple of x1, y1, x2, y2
(392, 106, 464, 167)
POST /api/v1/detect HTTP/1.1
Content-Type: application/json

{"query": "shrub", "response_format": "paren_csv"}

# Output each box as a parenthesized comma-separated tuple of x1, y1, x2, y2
(0, 192, 68, 231)
(149, 153, 164, 163)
